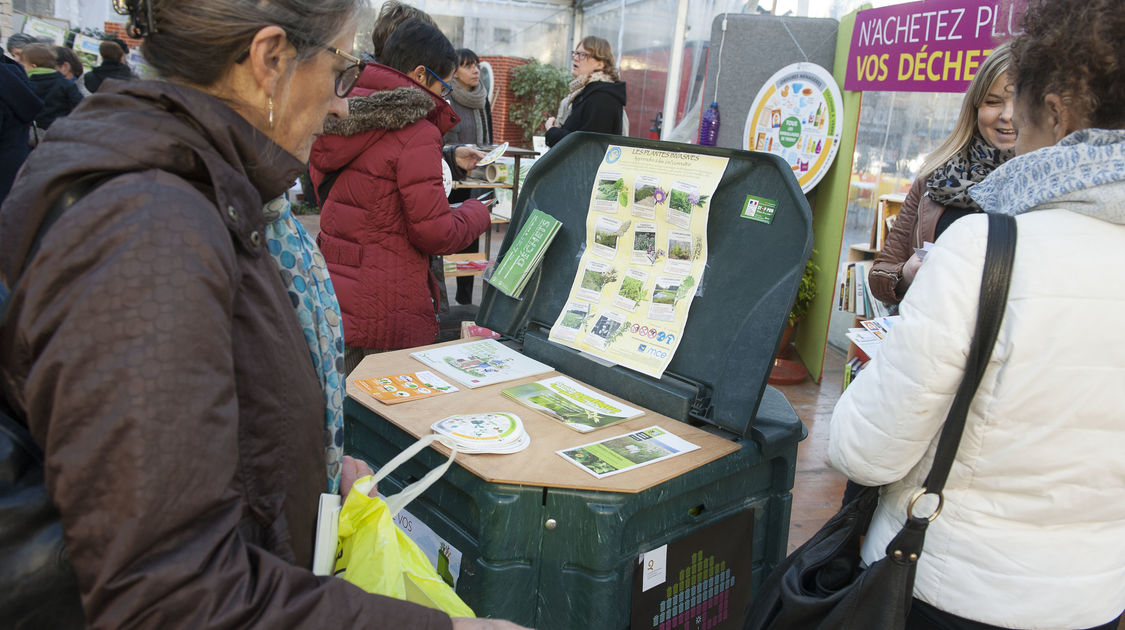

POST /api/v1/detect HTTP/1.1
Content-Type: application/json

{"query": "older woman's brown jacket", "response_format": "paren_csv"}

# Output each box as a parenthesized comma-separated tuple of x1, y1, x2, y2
(868, 176, 947, 305)
(0, 81, 451, 629)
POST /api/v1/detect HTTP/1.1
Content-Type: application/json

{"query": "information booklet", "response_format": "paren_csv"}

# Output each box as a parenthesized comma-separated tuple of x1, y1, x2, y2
(353, 371, 459, 405)
(558, 426, 700, 479)
(486, 209, 562, 297)
(410, 339, 553, 389)
(501, 376, 644, 433)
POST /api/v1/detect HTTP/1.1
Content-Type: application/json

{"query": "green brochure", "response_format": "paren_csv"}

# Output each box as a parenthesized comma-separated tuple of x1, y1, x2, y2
(487, 209, 562, 297)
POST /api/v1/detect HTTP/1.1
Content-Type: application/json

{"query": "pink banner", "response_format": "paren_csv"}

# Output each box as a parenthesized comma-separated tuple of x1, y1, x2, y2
(845, 0, 1027, 93)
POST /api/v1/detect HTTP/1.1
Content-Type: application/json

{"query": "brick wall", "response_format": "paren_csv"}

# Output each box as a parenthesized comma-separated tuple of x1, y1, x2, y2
(482, 55, 530, 148)
(103, 22, 143, 51)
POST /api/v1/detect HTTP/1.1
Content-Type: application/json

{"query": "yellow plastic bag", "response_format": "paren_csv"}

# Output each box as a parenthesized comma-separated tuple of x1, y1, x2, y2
(335, 434, 474, 618)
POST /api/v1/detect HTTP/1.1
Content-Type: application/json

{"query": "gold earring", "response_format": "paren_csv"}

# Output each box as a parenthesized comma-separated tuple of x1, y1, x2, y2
(268, 98, 274, 129)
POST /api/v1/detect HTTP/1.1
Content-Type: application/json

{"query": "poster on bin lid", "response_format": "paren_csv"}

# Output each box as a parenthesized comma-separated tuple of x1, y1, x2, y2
(743, 62, 842, 193)
(548, 145, 729, 379)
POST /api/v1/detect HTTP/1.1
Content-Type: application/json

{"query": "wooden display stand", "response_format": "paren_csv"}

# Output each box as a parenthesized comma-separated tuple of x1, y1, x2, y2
(843, 193, 905, 362)
(345, 339, 738, 493)
(451, 146, 538, 260)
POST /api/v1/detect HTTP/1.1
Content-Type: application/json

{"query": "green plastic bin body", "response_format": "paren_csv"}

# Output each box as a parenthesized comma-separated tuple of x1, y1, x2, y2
(344, 385, 803, 629)
(344, 133, 812, 628)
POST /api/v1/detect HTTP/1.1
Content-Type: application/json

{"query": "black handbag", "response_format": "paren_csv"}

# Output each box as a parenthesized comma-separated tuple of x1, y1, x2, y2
(1, 172, 117, 629)
(745, 212, 1018, 630)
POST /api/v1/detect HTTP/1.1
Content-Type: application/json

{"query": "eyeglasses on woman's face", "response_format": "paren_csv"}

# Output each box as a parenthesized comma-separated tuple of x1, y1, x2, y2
(425, 66, 454, 99)
(571, 49, 590, 61)
(325, 45, 365, 97)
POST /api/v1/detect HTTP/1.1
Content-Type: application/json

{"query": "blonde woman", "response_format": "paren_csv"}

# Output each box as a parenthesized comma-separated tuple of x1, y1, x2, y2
(868, 43, 1016, 304)
(544, 35, 627, 147)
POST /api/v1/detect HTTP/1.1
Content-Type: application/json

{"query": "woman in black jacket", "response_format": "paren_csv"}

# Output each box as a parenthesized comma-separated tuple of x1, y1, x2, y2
(544, 35, 626, 147)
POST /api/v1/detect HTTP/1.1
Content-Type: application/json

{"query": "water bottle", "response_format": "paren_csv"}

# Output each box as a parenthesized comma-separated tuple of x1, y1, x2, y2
(698, 101, 720, 146)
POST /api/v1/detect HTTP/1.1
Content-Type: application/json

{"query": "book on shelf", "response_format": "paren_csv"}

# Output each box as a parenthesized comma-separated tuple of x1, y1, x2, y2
(485, 209, 561, 297)
(410, 339, 553, 389)
(501, 375, 644, 433)
(839, 260, 891, 319)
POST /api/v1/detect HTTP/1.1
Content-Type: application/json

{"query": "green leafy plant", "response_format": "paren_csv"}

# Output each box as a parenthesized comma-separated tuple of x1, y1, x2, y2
(618, 276, 647, 302)
(508, 59, 571, 143)
(596, 178, 624, 201)
(789, 252, 820, 327)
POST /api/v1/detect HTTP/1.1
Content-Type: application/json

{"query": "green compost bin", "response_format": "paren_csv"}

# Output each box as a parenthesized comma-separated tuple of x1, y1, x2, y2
(345, 132, 812, 629)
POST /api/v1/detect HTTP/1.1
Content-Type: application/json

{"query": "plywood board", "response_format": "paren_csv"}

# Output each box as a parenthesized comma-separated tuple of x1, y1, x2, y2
(346, 340, 740, 493)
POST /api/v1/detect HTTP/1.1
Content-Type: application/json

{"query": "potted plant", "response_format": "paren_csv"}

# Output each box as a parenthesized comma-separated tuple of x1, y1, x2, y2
(770, 253, 819, 385)
(781, 253, 820, 348)
(508, 59, 570, 144)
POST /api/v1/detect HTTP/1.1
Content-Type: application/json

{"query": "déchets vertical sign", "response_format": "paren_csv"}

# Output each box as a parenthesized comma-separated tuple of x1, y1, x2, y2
(845, 0, 1027, 93)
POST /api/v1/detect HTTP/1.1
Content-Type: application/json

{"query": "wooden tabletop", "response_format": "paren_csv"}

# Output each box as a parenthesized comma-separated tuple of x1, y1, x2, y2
(346, 339, 740, 493)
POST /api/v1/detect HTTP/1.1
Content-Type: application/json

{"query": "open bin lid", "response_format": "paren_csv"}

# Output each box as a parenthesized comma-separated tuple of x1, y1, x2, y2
(477, 133, 812, 439)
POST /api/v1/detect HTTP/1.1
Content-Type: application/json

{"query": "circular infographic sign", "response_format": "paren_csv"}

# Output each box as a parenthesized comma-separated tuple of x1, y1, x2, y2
(743, 62, 843, 192)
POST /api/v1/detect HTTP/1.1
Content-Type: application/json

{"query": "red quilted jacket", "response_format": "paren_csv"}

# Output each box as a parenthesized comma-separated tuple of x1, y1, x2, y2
(310, 64, 490, 351)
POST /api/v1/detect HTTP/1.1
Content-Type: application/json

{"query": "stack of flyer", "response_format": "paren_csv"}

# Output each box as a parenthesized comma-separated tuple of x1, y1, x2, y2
(410, 339, 553, 389)
(353, 371, 458, 405)
(501, 376, 644, 433)
(431, 412, 530, 454)
(844, 315, 901, 361)
(486, 209, 562, 297)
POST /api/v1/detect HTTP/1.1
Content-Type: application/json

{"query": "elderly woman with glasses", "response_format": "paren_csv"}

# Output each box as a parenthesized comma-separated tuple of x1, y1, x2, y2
(0, 0, 526, 628)
(544, 35, 628, 148)
(309, 17, 491, 372)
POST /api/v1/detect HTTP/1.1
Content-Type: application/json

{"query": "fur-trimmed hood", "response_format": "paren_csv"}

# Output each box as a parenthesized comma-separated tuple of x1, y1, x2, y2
(311, 63, 460, 172)
(323, 86, 434, 137)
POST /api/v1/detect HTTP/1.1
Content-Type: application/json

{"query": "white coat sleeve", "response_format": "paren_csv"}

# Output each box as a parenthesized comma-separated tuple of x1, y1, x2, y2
(828, 216, 990, 486)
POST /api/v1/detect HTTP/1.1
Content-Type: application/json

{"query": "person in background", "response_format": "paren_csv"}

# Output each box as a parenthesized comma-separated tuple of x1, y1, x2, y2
(444, 47, 493, 305)
(5, 32, 37, 64)
(83, 39, 135, 93)
(544, 35, 627, 147)
(0, 0, 526, 627)
(54, 46, 90, 96)
(309, 18, 491, 374)
(0, 38, 42, 204)
(20, 43, 82, 131)
(867, 43, 1016, 305)
(368, 0, 433, 63)
(829, 0, 1125, 628)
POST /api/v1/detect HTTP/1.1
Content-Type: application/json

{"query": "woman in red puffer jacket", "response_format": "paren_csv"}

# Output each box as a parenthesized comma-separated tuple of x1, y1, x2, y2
(310, 19, 489, 371)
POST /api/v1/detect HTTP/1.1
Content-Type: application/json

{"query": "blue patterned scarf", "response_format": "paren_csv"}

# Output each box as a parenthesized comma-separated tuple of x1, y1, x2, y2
(970, 129, 1125, 223)
(263, 196, 347, 492)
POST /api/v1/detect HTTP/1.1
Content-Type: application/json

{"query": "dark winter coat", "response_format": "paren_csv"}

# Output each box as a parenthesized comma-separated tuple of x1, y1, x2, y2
(309, 64, 490, 351)
(27, 69, 82, 130)
(0, 80, 452, 630)
(545, 79, 627, 147)
(0, 54, 41, 204)
(82, 59, 134, 93)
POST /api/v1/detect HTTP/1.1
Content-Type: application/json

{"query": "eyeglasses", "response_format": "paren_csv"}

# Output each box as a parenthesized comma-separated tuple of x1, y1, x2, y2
(325, 46, 366, 98)
(571, 50, 590, 61)
(425, 66, 453, 99)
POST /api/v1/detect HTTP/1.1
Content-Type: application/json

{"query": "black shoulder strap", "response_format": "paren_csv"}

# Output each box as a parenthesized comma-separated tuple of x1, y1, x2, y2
(1, 172, 117, 438)
(923, 212, 1018, 494)
(22, 172, 117, 274)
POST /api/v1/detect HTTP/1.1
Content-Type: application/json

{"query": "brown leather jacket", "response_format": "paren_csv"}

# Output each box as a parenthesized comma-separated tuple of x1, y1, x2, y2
(868, 176, 946, 305)
(0, 81, 451, 630)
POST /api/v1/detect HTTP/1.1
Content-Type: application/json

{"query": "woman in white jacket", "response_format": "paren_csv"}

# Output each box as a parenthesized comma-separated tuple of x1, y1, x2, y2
(828, 0, 1125, 628)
